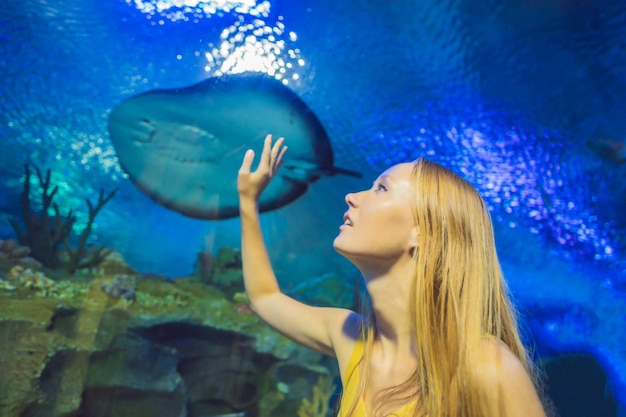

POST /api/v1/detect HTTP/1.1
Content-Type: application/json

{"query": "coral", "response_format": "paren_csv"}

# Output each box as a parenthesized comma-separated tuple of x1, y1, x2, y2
(0, 238, 42, 268)
(0, 266, 92, 301)
(232, 292, 254, 314)
(135, 291, 187, 309)
(232, 291, 249, 305)
(96, 250, 139, 275)
(9, 164, 117, 275)
(193, 250, 214, 283)
(7, 265, 56, 291)
(0, 239, 30, 259)
(258, 387, 286, 417)
(100, 274, 137, 301)
(49, 280, 90, 301)
(191, 247, 247, 297)
(211, 247, 245, 298)
(0, 278, 17, 291)
(297, 375, 334, 417)
(0, 263, 339, 417)
(287, 273, 360, 309)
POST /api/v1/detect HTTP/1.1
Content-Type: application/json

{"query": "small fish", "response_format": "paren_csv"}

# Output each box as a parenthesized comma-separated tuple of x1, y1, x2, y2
(586, 137, 626, 164)
(108, 73, 360, 219)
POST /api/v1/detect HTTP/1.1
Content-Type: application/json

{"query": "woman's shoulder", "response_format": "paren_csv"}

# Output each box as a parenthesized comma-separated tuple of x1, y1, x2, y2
(474, 339, 527, 379)
(473, 339, 547, 416)
(325, 309, 363, 380)
(476, 337, 519, 362)
(332, 309, 363, 346)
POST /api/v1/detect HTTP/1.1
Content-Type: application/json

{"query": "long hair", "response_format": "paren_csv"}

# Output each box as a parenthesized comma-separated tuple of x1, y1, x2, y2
(342, 157, 535, 417)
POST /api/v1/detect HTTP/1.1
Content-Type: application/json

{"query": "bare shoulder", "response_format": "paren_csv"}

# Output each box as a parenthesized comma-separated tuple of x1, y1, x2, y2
(314, 307, 362, 382)
(328, 309, 363, 363)
(475, 339, 528, 377)
(474, 339, 547, 417)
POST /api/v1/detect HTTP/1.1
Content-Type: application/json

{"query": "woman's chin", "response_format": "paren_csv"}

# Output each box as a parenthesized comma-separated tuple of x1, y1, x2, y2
(332, 240, 358, 263)
(332, 238, 348, 257)
(332, 238, 343, 254)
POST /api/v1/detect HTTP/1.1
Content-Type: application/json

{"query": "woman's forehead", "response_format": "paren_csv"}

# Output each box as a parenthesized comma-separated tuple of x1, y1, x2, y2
(379, 162, 414, 180)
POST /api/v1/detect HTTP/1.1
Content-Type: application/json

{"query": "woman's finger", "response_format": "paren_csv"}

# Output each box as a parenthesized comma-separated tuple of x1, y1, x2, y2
(271, 145, 287, 173)
(277, 144, 288, 163)
(259, 134, 273, 169)
(271, 137, 285, 158)
(238, 149, 255, 174)
(269, 139, 287, 174)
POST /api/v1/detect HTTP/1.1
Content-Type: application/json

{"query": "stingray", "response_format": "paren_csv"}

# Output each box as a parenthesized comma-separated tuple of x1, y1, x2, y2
(108, 73, 360, 220)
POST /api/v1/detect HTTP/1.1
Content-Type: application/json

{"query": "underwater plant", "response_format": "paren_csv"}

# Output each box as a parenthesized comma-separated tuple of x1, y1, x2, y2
(297, 375, 334, 417)
(9, 165, 117, 275)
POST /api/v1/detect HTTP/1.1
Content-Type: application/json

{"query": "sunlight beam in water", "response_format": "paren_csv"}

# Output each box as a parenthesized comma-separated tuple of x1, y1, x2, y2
(126, 0, 306, 82)
(126, 0, 269, 20)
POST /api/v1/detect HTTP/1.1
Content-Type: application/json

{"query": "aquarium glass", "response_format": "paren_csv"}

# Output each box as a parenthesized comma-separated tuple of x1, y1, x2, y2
(0, 0, 625, 416)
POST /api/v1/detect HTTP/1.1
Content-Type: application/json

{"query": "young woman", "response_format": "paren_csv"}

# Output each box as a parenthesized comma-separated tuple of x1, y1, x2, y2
(237, 134, 547, 417)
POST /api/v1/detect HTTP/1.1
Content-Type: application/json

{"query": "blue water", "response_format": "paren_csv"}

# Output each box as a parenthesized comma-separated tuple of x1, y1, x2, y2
(1, 0, 625, 412)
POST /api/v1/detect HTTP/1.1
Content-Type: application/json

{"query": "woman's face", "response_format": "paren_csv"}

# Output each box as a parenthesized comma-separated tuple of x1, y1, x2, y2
(333, 162, 418, 265)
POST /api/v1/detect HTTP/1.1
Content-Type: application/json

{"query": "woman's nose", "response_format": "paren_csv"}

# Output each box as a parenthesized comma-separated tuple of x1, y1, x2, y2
(345, 192, 357, 207)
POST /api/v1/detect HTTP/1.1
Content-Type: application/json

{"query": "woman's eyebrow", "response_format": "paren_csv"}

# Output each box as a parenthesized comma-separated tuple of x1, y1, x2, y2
(372, 175, 392, 187)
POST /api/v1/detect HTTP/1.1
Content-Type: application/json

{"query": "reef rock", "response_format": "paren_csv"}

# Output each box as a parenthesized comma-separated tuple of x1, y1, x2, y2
(0, 275, 337, 417)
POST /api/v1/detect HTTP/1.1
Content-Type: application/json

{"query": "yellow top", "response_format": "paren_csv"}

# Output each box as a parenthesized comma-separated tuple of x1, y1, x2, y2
(337, 339, 417, 417)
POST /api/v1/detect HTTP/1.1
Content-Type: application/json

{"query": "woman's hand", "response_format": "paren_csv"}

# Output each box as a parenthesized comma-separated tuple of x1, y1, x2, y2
(238, 134, 288, 204)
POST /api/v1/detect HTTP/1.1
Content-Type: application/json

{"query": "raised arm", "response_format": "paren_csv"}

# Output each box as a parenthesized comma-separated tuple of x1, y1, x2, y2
(237, 134, 360, 358)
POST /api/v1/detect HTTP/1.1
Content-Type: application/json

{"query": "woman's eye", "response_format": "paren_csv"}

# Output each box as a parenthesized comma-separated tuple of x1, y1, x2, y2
(376, 183, 387, 192)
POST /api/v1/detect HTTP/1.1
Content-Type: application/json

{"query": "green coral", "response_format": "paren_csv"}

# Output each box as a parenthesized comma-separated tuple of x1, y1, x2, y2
(7, 265, 56, 291)
(210, 247, 245, 298)
(52, 280, 91, 300)
(0, 279, 17, 291)
(135, 291, 188, 309)
(2, 266, 91, 300)
(259, 389, 286, 417)
(297, 375, 334, 417)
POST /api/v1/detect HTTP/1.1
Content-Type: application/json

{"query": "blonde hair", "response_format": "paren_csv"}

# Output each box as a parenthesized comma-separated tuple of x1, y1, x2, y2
(343, 157, 535, 417)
